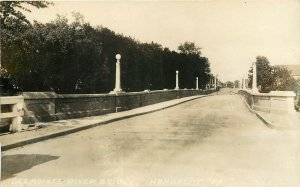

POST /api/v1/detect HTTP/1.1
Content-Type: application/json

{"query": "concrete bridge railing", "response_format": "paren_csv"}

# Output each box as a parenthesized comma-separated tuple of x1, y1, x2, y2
(0, 53, 218, 132)
(0, 96, 24, 132)
(238, 89, 296, 114)
(21, 89, 215, 124)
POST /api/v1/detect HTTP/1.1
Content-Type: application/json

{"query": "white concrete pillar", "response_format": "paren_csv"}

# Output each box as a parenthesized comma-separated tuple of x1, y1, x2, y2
(112, 54, 123, 93)
(214, 75, 217, 90)
(252, 62, 259, 93)
(243, 77, 246, 90)
(9, 102, 23, 132)
(175, 70, 179, 90)
(241, 79, 243, 89)
(196, 77, 199, 90)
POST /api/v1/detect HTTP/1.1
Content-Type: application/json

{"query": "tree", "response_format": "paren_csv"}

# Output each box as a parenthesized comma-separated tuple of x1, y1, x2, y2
(271, 66, 299, 92)
(248, 56, 299, 93)
(0, 1, 52, 27)
(234, 80, 240, 88)
(0, 1, 53, 95)
(224, 81, 234, 88)
(177, 42, 210, 89)
(2, 13, 212, 94)
(1, 1, 53, 41)
(178, 42, 202, 56)
(248, 56, 273, 92)
(0, 67, 19, 95)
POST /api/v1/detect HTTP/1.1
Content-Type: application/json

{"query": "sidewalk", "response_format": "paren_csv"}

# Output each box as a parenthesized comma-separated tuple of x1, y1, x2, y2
(0, 95, 207, 151)
(256, 111, 300, 130)
(239, 95, 300, 130)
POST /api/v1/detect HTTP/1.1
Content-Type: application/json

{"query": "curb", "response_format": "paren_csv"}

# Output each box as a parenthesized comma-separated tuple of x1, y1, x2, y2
(239, 96, 285, 130)
(2, 95, 207, 152)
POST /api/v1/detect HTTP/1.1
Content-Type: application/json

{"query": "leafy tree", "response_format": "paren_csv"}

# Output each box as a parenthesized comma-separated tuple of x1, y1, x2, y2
(248, 56, 273, 92)
(0, 1, 52, 27)
(225, 81, 234, 88)
(0, 1, 53, 41)
(0, 67, 20, 95)
(271, 66, 299, 92)
(1, 1, 53, 95)
(178, 42, 202, 56)
(177, 42, 210, 89)
(248, 56, 299, 93)
(234, 80, 240, 88)
(2, 13, 212, 94)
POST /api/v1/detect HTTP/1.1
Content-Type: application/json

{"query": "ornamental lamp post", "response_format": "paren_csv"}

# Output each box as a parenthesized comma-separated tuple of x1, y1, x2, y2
(110, 54, 124, 94)
(175, 70, 179, 90)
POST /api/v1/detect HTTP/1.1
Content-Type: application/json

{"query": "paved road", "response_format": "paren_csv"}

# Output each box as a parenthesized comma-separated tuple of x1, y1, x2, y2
(2, 89, 300, 187)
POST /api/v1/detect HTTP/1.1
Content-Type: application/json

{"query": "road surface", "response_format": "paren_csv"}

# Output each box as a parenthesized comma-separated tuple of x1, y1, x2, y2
(2, 89, 300, 187)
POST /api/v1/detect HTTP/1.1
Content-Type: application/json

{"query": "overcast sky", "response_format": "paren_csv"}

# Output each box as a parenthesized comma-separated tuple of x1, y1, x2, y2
(24, 0, 300, 82)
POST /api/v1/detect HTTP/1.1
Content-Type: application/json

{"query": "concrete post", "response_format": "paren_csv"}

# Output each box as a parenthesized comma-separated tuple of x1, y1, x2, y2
(110, 54, 123, 94)
(252, 62, 259, 93)
(241, 78, 244, 89)
(10, 102, 23, 132)
(175, 70, 179, 90)
(196, 77, 199, 90)
(214, 75, 217, 90)
(243, 77, 246, 90)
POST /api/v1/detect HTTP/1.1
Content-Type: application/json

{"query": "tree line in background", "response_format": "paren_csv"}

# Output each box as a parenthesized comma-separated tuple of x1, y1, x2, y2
(0, 2, 211, 95)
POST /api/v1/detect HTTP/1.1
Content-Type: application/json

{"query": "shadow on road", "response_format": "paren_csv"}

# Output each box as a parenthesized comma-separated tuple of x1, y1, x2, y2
(1, 154, 59, 180)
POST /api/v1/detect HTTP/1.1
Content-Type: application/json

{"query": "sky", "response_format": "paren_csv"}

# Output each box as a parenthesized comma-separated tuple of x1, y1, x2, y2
(24, 0, 300, 82)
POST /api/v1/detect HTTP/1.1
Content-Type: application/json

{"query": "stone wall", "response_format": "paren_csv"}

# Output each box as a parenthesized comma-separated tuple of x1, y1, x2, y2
(22, 89, 214, 124)
(238, 89, 296, 114)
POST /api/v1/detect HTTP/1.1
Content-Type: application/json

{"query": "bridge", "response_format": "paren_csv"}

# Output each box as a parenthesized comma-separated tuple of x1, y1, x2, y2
(1, 88, 300, 187)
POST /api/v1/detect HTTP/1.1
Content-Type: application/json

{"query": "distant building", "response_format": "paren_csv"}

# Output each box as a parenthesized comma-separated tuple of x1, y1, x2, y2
(275, 65, 300, 80)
